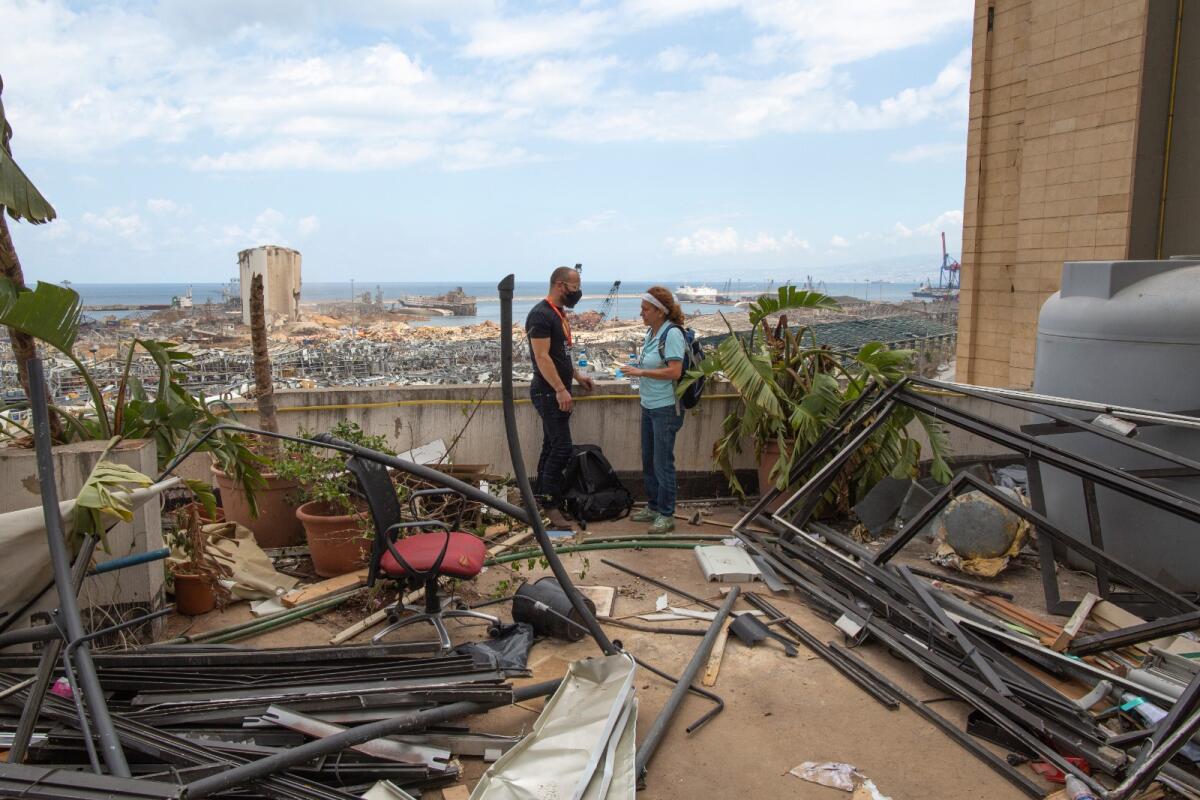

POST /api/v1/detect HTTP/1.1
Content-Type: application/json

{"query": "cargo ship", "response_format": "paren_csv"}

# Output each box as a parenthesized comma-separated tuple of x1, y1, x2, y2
(675, 284, 720, 303)
(398, 287, 477, 316)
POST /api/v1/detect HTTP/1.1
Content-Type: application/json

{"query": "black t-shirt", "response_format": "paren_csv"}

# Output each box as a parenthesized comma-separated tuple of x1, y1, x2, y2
(526, 299, 573, 395)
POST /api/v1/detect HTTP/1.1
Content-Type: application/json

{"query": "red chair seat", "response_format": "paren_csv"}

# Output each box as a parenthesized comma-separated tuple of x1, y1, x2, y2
(379, 531, 486, 578)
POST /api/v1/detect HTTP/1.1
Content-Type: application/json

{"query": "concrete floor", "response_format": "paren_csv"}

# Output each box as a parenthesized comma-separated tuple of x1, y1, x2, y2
(168, 508, 1103, 800)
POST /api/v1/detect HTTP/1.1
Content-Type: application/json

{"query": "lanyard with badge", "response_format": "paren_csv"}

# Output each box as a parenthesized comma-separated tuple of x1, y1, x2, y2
(546, 299, 573, 348)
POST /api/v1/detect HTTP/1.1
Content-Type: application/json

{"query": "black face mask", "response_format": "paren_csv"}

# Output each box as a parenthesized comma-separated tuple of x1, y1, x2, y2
(563, 288, 583, 308)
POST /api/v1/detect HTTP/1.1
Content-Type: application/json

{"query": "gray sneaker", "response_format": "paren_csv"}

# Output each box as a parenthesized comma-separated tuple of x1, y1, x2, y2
(630, 507, 657, 522)
(648, 514, 675, 534)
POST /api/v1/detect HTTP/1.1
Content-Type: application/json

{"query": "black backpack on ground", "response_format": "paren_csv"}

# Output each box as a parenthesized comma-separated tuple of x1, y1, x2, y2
(560, 444, 633, 527)
(658, 323, 706, 410)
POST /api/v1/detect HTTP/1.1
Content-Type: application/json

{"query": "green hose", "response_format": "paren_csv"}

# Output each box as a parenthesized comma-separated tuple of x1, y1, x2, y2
(487, 540, 699, 566)
(159, 590, 360, 645)
(199, 593, 355, 644)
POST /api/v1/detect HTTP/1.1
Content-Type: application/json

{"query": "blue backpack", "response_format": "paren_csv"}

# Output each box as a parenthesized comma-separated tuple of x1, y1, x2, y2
(658, 323, 705, 410)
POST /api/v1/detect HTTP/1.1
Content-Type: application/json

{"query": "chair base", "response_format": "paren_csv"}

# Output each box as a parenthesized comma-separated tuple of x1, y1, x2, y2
(372, 601, 500, 652)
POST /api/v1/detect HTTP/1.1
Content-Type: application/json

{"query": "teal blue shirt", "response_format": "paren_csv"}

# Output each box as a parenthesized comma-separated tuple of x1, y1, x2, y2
(639, 324, 686, 409)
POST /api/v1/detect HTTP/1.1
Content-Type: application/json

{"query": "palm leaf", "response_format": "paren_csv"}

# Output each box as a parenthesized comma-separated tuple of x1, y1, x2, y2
(0, 278, 81, 352)
(747, 286, 840, 327)
(715, 335, 783, 419)
(0, 148, 56, 224)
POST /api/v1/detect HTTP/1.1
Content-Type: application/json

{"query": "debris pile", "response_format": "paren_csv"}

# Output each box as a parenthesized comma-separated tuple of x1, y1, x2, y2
(730, 375, 1200, 799)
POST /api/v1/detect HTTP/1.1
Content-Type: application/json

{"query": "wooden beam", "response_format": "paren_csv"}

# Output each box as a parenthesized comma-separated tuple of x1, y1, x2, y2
(281, 569, 369, 608)
(702, 620, 733, 687)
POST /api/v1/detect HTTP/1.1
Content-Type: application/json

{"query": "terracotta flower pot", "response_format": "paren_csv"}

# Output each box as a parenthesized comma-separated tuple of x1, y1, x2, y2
(296, 500, 371, 578)
(211, 465, 305, 549)
(172, 573, 216, 616)
(756, 439, 795, 513)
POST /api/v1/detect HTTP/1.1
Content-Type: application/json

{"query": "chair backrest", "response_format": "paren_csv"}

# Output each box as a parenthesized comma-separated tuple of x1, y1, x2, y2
(346, 456, 404, 587)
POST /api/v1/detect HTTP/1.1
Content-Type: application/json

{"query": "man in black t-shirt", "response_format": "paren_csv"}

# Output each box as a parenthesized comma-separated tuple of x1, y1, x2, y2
(526, 265, 593, 526)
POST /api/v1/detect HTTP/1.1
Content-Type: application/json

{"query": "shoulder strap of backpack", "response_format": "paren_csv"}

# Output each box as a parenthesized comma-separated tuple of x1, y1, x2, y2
(657, 323, 682, 361)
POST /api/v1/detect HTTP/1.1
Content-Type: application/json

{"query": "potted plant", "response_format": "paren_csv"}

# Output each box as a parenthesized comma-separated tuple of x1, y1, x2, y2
(166, 504, 231, 616)
(681, 287, 951, 515)
(275, 421, 400, 577)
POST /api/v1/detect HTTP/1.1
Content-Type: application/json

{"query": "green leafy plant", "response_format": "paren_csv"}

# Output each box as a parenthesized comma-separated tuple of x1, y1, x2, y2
(680, 287, 951, 515)
(0, 278, 267, 514)
(70, 442, 155, 551)
(274, 420, 398, 523)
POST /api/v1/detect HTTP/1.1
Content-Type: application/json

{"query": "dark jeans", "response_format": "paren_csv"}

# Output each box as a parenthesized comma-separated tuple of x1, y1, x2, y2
(641, 405, 684, 516)
(531, 391, 573, 506)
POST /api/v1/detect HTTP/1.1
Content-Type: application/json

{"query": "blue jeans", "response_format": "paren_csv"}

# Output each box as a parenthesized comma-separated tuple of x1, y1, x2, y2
(641, 405, 684, 516)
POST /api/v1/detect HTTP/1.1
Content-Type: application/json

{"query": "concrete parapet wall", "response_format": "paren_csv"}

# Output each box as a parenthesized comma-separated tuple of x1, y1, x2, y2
(0, 438, 166, 640)
(227, 380, 752, 477)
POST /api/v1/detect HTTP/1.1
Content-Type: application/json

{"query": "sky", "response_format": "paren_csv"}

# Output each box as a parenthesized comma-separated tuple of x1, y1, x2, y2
(1, 0, 974, 284)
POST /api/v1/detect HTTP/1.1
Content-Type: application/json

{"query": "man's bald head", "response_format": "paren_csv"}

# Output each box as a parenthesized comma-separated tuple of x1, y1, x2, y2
(549, 265, 578, 287)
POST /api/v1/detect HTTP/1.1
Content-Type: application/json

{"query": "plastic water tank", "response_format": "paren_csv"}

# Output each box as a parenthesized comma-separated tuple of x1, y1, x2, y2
(1033, 259, 1200, 592)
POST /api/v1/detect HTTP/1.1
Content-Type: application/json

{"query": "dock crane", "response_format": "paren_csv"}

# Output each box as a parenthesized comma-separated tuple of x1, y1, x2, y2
(597, 280, 621, 322)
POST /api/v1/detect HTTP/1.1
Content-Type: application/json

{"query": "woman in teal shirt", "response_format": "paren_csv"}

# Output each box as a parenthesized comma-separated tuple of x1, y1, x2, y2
(622, 286, 686, 534)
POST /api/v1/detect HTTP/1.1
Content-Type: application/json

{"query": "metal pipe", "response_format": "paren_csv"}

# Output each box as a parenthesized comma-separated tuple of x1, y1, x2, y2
(25, 358, 130, 777)
(635, 585, 739, 779)
(496, 274, 616, 656)
(185, 678, 561, 798)
(600, 557, 719, 610)
(0, 623, 60, 648)
(914, 378, 1200, 431)
(6, 534, 98, 763)
(161, 422, 533, 526)
(90, 547, 170, 575)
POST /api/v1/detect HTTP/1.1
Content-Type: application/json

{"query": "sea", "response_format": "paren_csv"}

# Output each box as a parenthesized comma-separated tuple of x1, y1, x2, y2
(70, 280, 925, 327)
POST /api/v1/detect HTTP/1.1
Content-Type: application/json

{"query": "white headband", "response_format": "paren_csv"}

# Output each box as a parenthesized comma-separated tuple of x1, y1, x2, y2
(641, 292, 668, 313)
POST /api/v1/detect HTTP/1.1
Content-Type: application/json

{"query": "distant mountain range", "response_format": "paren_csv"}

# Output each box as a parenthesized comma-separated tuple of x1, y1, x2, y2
(663, 253, 949, 284)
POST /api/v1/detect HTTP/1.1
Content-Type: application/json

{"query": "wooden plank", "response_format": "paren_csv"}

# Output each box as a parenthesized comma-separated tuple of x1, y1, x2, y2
(1051, 592, 1101, 652)
(441, 786, 471, 800)
(702, 620, 732, 687)
(577, 585, 616, 618)
(281, 569, 369, 608)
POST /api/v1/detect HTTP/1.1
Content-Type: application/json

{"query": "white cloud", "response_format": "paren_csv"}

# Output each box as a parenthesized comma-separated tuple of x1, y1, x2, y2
(464, 10, 609, 60)
(559, 210, 619, 233)
(220, 208, 321, 246)
(654, 46, 721, 72)
(890, 141, 966, 163)
(506, 57, 618, 107)
(667, 227, 809, 256)
(829, 235, 849, 248)
(892, 209, 963, 239)
(0, 0, 972, 170)
(147, 198, 182, 214)
(82, 208, 146, 240)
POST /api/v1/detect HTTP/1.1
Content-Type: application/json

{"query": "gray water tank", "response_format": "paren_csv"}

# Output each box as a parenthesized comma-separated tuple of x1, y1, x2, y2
(1033, 259, 1200, 593)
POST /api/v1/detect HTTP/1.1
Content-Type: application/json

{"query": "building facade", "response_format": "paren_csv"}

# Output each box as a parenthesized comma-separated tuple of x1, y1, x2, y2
(957, 0, 1199, 387)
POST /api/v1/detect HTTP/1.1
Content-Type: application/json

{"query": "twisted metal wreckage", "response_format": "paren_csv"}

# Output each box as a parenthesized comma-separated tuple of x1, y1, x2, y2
(0, 276, 724, 798)
(729, 375, 1200, 800)
(3, 276, 1200, 797)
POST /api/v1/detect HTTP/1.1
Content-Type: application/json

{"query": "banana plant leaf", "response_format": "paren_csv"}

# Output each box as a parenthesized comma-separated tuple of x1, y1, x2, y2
(0, 278, 81, 352)
(0, 149, 55, 224)
(71, 449, 155, 550)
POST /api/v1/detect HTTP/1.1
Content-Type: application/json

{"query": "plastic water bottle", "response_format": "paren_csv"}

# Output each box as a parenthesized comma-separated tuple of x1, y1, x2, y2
(576, 349, 591, 380)
(627, 353, 640, 391)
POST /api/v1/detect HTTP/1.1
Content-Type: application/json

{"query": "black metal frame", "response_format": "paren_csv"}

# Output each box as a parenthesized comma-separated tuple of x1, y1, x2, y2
(725, 376, 1200, 797)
